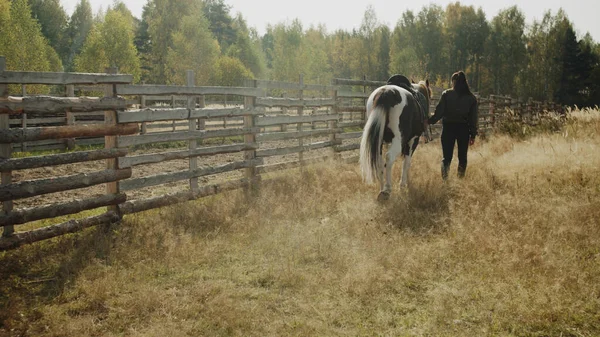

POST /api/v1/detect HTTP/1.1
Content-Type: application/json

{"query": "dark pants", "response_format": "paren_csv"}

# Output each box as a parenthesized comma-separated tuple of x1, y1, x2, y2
(440, 123, 470, 179)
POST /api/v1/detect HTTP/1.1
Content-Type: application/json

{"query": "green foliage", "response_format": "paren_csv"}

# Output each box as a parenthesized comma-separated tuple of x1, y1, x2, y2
(213, 55, 253, 87)
(203, 0, 236, 50)
(28, 0, 67, 53)
(165, 12, 220, 85)
(270, 20, 304, 82)
(226, 15, 266, 79)
(74, 6, 141, 81)
(0, 0, 61, 93)
(486, 6, 527, 97)
(61, 0, 93, 71)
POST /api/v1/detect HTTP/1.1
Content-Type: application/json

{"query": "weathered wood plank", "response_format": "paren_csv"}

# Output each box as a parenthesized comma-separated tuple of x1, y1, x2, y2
(0, 148, 127, 171)
(120, 177, 252, 215)
(336, 91, 371, 98)
(118, 127, 260, 147)
(0, 123, 139, 143)
(255, 79, 335, 91)
(256, 128, 340, 142)
(255, 114, 339, 127)
(256, 141, 337, 158)
(0, 168, 132, 202)
(0, 96, 128, 114)
(189, 107, 265, 119)
(257, 155, 332, 174)
(338, 121, 365, 128)
(115, 84, 265, 97)
(0, 71, 132, 85)
(337, 106, 365, 113)
(0, 58, 13, 237)
(334, 143, 360, 152)
(118, 108, 189, 123)
(120, 158, 262, 191)
(255, 97, 336, 108)
(336, 131, 362, 140)
(332, 78, 384, 87)
(9, 117, 66, 125)
(0, 193, 126, 227)
(119, 143, 258, 168)
(0, 212, 121, 251)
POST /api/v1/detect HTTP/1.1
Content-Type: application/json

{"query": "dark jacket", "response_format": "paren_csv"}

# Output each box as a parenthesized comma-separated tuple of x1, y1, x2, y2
(428, 89, 479, 138)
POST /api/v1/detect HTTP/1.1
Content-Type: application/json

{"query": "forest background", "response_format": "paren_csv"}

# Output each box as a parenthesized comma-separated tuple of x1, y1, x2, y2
(1, 0, 599, 106)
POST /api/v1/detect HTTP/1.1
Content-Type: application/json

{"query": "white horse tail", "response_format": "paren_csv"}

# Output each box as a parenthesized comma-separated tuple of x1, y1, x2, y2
(360, 89, 389, 184)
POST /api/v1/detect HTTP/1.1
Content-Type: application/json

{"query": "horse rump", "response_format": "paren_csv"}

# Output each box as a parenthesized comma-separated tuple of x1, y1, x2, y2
(359, 86, 403, 184)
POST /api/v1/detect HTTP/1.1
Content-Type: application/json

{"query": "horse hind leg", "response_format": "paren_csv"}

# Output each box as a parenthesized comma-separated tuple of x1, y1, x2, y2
(378, 137, 402, 201)
(400, 136, 419, 188)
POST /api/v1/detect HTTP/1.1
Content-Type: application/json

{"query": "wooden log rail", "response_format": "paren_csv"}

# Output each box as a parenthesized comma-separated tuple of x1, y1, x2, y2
(118, 143, 258, 168)
(0, 211, 121, 251)
(115, 84, 265, 97)
(0, 168, 132, 201)
(0, 123, 138, 143)
(119, 158, 262, 191)
(117, 106, 264, 123)
(0, 96, 128, 114)
(256, 140, 340, 158)
(118, 127, 260, 147)
(255, 79, 335, 92)
(255, 114, 339, 127)
(0, 193, 126, 227)
(120, 177, 252, 215)
(255, 97, 336, 108)
(0, 148, 127, 171)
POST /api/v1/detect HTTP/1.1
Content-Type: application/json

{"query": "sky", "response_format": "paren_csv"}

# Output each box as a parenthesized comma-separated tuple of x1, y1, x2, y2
(60, 0, 600, 42)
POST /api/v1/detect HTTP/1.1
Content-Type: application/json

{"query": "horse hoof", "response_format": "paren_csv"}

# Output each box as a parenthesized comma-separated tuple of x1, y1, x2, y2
(377, 191, 391, 201)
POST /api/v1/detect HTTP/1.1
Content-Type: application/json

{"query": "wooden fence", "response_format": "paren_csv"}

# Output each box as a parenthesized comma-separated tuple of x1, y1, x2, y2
(0, 57, 563, 251)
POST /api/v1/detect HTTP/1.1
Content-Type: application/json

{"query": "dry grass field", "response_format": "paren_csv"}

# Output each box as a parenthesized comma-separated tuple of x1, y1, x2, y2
(1, 108, 599, 336)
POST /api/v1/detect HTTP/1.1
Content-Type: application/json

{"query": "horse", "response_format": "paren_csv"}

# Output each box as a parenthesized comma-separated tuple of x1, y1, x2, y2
(360, 78, 432, 200)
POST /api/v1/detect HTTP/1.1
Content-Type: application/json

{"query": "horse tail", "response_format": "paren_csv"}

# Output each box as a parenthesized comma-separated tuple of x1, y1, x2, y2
(360, 87, 401, 183)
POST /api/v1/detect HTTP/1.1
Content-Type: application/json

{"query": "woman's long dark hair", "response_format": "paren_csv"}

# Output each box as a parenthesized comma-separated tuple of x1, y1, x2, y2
(452, 71, 472, 96)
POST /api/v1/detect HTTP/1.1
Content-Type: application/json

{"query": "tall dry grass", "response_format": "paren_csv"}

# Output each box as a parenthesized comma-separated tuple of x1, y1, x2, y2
(1, 108, 600, 336)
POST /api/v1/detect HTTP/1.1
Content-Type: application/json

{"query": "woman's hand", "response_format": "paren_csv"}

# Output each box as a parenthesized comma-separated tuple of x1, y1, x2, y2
(469, 137, 475, 146)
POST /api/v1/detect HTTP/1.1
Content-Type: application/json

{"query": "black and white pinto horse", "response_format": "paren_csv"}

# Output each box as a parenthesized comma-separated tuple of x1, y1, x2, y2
(360, 80, 431, 200)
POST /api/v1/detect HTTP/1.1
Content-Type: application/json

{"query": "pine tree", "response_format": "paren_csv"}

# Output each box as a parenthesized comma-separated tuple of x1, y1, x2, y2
(62, 0, 93, 71)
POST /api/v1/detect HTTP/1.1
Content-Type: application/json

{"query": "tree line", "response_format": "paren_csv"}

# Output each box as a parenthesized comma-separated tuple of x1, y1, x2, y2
(1, 0, 599, 106)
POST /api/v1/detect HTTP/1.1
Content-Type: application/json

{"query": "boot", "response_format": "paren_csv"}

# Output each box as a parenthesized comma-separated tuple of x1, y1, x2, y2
(458, 164, 466, 178)
(441, 162, 450, 180)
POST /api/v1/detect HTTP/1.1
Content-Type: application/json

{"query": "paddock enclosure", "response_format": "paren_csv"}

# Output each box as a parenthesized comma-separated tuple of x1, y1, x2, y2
(0, 56, 564, 251)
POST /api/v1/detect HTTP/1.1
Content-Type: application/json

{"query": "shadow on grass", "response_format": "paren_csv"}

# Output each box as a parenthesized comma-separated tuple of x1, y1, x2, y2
(0, 226, 116, 333)
(374, 179, 452, 235)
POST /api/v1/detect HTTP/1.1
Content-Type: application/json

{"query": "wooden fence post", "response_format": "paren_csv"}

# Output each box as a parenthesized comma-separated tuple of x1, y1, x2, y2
(489, 95, 496, 127)
(0, 57, 14, 237)
(21, 85, 27, 152)
(186, 70, 198, 193)
(330, 82, 340, 160)
(297, 74, 304, 164)
(243, 79, 258, 184)
(104, 67, 122, 218)
(197, 87, 205, 145)
(281, 92, 288, 132)
(65, 84, 75, 150)
(140, 81, 147, 135)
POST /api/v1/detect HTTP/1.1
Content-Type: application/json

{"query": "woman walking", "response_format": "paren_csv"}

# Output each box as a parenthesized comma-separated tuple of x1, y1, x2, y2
(428, 71, 478, 179)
